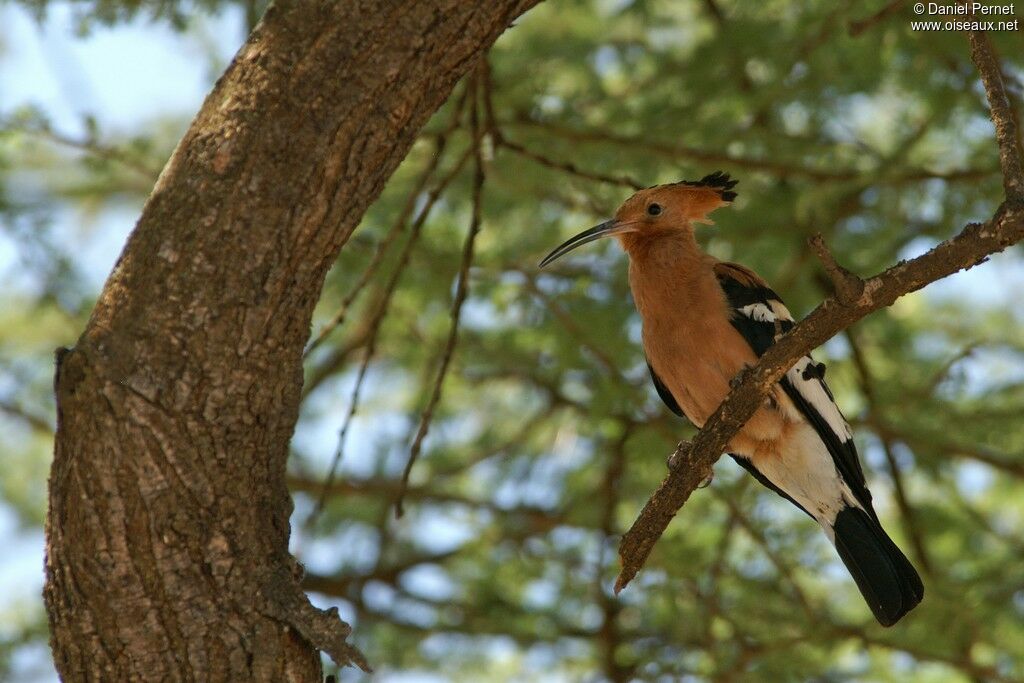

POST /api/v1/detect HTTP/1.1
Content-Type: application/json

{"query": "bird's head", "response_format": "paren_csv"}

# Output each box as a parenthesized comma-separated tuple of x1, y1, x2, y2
(539, 171, 738, 267)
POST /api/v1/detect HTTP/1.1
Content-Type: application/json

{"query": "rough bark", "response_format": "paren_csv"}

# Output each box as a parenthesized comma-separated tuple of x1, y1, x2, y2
(43, 2, 539, 681)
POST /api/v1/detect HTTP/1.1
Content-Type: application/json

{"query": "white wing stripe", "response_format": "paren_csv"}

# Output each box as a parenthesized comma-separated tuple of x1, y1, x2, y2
(787, 357, 853, 442)
(735, 298, 853, 444)
(768, 299, 792, 322)
(739, 302, 777, 322)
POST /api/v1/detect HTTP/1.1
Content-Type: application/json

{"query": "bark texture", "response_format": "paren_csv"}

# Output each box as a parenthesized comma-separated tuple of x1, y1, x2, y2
(44, 1, 539, 680)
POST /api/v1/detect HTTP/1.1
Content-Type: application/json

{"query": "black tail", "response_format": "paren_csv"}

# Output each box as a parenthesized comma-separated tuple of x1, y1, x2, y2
(833, 507, 924, 626)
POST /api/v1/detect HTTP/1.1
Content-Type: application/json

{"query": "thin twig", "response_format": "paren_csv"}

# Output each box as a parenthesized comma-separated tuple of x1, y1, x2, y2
(303, 173, 424, 357)
(808, 232, 865, 305)
(615, 29, 1024, 589)
(306, 145, 474, 525)
(304, 88, 471, 357)
(878, 436, 934, 573)
(496, 136, 643, 189)
(396, 82, 488, 518)
(969, 31, 1024, 204)
(833, 627, 1009, 682)
(429, 405, 555, 479)
(518, 270, 620, 376)
(292, 475, 563, 534)
(920, 342, 980, 396)
(244, 0, 261, 32)
(479, 56, 501, 137)
(595, 426, 631, 682)
(0, 398, 54, 435)
(301, 322, 373, 398)
(505, 117, 994, 185)
(701, 0, 725, 23)
(873, 422, 1024, 478)
(715, 490, 818, 623)
(848, 0, 906, 37)
(13, 123, 163, 182)
(479, 59, 638, 191)
(845, 328, 934, 575)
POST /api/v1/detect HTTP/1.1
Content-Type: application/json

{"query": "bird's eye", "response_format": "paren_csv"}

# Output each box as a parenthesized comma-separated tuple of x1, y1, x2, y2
(647, 203, 662, 216)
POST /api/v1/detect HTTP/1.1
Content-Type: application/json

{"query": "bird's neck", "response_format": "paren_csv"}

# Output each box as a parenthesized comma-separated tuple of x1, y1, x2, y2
(620, 228, 722, 320)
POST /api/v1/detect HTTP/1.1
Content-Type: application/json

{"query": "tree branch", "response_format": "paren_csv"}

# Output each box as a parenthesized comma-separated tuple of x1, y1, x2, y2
(0, 398, 54, 435)
(807, 233, 865, 305)
(9, 121, 163, 183)
(497, 135, 644, 189)
(307, 144, 475, 526)
(847, 0, 906, 37)
(43, 2, 542, 678)
(398, 79, 488, 517)
(968, 32, 1024, 204)
(845, 328, 934, 576)
(506, 117, 995, 185)
(304, 87, 471, 358)
(615, 29, 1024, 593)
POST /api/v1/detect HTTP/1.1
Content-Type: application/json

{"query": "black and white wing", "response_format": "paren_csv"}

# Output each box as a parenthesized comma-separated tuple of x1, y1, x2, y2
(713, 261, 876, 519)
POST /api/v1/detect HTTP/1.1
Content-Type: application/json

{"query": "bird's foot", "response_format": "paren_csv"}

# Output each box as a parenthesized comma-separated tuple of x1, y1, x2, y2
(666, 441, 692, 470)
(729, 365, 752, 391)
(667, 442, 713, 487)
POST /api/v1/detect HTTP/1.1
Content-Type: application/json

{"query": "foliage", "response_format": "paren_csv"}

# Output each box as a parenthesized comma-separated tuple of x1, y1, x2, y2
(13, 0, 267, 33)
(2, 0, 1023, 681)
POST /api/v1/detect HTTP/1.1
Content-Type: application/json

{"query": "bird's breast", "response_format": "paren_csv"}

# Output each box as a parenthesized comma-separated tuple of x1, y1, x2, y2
(641, 308, 753, 425)
(626, 240, 791, 450)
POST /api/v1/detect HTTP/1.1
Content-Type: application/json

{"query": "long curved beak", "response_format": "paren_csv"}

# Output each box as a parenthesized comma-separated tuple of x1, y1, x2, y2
(538, 220, 635, 268)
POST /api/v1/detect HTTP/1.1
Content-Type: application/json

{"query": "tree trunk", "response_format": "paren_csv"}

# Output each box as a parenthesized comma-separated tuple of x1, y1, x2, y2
(43, 2, 539, 680)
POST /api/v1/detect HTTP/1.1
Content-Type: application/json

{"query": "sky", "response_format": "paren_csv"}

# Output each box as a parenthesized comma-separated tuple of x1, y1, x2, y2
(0, 3, 242, 292)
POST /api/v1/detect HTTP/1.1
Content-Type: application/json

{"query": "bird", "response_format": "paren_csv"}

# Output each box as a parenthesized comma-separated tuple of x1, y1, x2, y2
(539, 172, 923, 626)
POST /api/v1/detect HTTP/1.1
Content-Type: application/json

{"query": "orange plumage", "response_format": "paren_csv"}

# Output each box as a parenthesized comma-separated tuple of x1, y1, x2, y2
(539, 172, 923, 626)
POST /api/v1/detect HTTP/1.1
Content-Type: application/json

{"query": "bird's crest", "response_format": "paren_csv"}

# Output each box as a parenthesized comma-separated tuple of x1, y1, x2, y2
(642, 171, 737, 225)
(673, 171, 739, 202)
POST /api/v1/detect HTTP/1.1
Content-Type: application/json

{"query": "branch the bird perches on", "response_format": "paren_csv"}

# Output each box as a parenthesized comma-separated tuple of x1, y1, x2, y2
(615, 29, 1024, 595)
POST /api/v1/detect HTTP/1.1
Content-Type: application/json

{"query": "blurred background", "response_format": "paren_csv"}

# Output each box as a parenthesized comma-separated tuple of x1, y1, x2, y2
(2, 1, 1023, 680)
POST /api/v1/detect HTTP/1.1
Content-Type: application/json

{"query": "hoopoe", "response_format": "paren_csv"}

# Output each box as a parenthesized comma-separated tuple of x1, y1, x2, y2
(540, 172, 923, 626)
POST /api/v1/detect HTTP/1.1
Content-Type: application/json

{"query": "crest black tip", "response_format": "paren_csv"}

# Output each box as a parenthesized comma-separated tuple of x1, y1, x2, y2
(677, 171, 739, 200)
